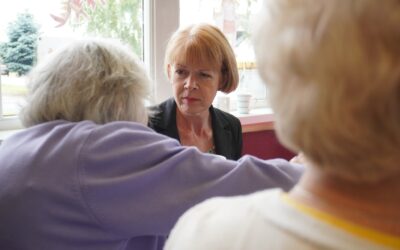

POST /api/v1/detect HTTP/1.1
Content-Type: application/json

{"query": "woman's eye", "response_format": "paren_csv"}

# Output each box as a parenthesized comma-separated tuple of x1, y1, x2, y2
(175, 69, 186, 77)
(200, 72, 211, 78)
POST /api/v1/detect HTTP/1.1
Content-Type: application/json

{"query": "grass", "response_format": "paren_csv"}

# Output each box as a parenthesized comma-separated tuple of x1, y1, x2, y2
(2, 83, 28, 96)
(1, 76, 28, 96)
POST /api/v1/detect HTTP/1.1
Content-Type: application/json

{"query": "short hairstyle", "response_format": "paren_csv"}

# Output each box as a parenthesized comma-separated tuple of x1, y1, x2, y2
(253, 0, 400, 182)
(20, 38, 150, 126)
(164, 23, 239, 93)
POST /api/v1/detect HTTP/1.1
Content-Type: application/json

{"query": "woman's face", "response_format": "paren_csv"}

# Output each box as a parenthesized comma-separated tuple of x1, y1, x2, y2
(169, 61, 222, 116)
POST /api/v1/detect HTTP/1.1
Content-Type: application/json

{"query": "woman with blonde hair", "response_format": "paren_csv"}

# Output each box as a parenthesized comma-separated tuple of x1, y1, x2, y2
(166, 0, 400, 249)
(149, 23, 242, 160)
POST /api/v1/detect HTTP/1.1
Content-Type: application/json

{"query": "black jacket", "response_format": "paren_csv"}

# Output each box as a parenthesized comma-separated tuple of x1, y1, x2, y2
(148, 98, 242, 160)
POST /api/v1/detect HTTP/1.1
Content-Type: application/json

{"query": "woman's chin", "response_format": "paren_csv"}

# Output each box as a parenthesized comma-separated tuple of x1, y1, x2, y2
(178, 106, 208, 117)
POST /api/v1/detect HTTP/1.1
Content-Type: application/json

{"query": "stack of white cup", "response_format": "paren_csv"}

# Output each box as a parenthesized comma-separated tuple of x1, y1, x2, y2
(236, 93, 252, 114)
(216, 94, 230, 112)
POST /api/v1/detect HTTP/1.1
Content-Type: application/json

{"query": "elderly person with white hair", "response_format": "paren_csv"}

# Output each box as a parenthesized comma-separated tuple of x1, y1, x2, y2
(0, 38, 303, 250)
(165, 0, 400, 249)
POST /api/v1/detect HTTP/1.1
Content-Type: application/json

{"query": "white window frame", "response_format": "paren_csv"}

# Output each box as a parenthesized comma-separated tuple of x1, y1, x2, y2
(144, 0, 179, 104)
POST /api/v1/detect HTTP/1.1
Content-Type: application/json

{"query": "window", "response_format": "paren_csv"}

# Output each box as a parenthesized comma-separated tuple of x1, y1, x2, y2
(0, 0, 145, 130)
(0, 0, 267, 133)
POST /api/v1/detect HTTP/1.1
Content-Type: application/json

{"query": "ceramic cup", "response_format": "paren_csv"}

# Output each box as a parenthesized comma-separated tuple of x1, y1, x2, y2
(236, 93, 252, 114)
(216, 95, 230, 112)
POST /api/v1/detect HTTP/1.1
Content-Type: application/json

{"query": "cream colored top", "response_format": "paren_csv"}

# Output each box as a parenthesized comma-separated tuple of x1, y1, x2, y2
(165, 189, 400, 250)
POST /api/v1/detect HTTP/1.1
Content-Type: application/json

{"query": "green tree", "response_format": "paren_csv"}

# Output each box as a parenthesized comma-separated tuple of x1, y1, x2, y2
(84, 0, 143, 58)
(3, 12, 38, 75)
(0, 43, 7, 62)
(52, 0, 143, 59)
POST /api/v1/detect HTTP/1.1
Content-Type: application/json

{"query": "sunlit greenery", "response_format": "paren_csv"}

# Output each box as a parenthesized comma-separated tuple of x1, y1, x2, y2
(2, 82, 27, 96)
(83, 0, 143, 58)
(1, 77, 27, 96)
(1, 12, 38, 76)
(55, 0, 143, 59)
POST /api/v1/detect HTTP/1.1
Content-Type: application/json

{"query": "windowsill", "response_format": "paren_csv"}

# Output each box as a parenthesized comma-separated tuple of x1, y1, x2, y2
(0, 108, 275, 141)
(233, 108, 275, 133)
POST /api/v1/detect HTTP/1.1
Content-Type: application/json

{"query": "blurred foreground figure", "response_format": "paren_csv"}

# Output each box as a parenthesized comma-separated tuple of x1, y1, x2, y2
(166, 0, 400, 249)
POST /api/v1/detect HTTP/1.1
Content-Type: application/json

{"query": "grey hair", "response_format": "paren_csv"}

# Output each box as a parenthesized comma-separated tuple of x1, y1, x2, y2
(20, 38, 150, 126)
(253, 0, 400, 182)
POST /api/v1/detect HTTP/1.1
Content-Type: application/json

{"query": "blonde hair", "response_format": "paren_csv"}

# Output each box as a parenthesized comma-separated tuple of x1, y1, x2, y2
(253, 0, 400, 182)
(21, 38, 150, 126)
(164, 23, 239, 93)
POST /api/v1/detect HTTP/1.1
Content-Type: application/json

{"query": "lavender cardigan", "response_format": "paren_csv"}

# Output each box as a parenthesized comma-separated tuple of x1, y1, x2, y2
(0, 120, 303, 250)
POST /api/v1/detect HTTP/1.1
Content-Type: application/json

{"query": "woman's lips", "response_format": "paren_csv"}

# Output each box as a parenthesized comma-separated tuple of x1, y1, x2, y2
(181, 97, 199, 103)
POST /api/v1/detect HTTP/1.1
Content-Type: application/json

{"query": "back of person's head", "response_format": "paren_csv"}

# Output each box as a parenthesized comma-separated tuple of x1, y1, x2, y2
(253, 0, 400, 182)
(164, 23, 239, 93)
(21, 38, 150, 127)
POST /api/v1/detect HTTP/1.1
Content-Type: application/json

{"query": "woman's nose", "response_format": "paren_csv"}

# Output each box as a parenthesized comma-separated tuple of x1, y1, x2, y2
(184, 75, 199, 90)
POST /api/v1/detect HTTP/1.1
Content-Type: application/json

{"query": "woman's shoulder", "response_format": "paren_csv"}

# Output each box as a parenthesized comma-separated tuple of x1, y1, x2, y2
(188, 189, 281, 217)
(181, 190, 281, 230)
(165, 189, 283, 250)
(147, 98, 176, 130)
(211, 106, 241, 125)
(84, 120, 160, 142)
(148, 98, 175, 113)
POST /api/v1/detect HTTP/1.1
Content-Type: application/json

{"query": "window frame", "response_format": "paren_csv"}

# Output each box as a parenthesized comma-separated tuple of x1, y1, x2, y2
(144, 0, 179, 104)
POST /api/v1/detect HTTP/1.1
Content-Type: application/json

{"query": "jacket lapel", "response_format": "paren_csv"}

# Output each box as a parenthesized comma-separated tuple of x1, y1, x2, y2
(210, 106, 233, 159)
(149, 98, 180, 141)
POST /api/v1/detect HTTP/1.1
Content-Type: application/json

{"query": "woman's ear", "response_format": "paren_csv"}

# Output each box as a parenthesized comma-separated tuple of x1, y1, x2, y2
(167, 64, 172, 81)
(218, 72, 227, 90)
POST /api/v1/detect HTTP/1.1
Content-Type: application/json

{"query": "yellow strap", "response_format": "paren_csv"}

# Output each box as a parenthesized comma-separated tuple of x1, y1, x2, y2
(281, 193, 400, 248)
